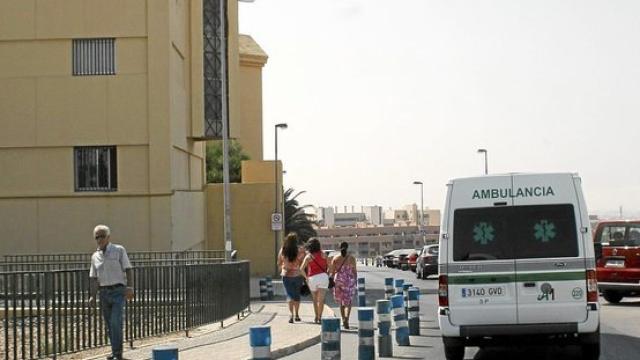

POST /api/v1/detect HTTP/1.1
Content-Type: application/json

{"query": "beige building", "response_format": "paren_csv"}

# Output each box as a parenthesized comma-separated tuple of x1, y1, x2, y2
(317, 225, 440, 257)
(0, 0, 273, 264)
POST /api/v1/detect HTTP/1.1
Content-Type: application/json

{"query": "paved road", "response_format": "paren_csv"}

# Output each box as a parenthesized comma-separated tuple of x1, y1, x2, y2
(284, 265, 640, 360)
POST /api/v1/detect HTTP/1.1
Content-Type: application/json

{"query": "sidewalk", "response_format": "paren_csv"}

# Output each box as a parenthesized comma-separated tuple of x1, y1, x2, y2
(62, 300, 328, 360)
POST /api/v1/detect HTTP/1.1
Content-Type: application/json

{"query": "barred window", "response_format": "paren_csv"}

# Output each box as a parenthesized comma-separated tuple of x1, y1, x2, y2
(72, 38, 116, 75)
(74, 147, 117, 192)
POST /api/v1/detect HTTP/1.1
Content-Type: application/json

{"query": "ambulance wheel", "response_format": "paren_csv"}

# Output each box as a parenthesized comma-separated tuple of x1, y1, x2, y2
(581, 342, 600, 360)
(603, 290, 623, 304)
(581, 328, 600, 360)
(443, 337, 464, 360)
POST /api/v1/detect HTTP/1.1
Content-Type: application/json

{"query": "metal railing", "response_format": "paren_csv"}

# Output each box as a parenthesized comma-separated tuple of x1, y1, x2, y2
(2, 251, 226, 264)
(0, 261, 250, 360)
(0, 259, 225, 273)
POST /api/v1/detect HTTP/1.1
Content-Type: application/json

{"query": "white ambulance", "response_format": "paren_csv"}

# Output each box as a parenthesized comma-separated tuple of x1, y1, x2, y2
(438, 173, 600, 360)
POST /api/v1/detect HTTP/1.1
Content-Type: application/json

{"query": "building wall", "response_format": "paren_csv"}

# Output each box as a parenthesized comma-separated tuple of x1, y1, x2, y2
(0, 0, 206, 255)
(206, 183, 276, 276)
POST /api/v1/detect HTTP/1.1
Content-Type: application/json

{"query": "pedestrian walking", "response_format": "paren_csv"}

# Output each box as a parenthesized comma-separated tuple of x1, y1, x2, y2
(300, 238, 331, 323)
(88, 225, 134, 360)
(277, 233, 306, 323)
(331, 242, 357, 329)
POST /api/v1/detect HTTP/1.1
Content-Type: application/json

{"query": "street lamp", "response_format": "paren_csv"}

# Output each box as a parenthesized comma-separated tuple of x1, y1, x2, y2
(274, 123, 288, 275)
(477, 148, 488, 175)
(412, 181, 424, 230)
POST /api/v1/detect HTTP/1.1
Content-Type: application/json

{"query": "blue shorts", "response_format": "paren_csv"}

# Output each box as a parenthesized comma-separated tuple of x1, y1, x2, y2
(282, 276, 303, 301)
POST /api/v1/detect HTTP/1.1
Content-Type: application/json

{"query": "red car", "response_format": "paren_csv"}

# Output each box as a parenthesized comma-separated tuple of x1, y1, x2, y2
(594, 220, 640, 303)
(408, 250, 420, 272)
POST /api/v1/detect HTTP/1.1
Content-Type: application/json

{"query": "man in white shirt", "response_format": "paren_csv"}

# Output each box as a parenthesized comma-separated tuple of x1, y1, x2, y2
(88, 225, 134, 360)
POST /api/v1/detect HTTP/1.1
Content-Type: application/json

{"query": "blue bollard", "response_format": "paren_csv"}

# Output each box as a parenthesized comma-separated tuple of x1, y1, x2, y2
(376, 299, 393, 357)
(384, 278, 394, 299)
(266, 276, 274, 300)
(391, 295, 410, 346)
(259, 279, 267, 301)
(249, 326, 272, 359)
(358, 308, 375, 360)
(152, 345, 178, 360)
(321, 318, 341, 360)
(394, 279, 404, 297)
(408, 287, 420, 336)
(358, 277, 366, 307)
(403, 283, 413, 318)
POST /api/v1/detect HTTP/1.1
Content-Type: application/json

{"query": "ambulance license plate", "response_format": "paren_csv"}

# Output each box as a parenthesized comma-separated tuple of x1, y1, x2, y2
(461, 286, 506, 298)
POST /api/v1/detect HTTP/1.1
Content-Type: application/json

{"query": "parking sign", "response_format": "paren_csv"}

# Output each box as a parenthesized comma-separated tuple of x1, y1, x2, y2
(271, 213, 283, 231)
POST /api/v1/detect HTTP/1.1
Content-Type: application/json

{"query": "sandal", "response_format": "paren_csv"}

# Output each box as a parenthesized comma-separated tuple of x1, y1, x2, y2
(289, 316, 294, 324)
(295, 316, 301, 322)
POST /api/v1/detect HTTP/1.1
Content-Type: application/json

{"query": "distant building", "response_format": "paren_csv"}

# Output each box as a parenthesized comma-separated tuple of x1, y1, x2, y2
(316, 206, 335, 227)
(317, 225, 440, 257)
(334, 213, 367, 227)
(363, 206, 383, 226)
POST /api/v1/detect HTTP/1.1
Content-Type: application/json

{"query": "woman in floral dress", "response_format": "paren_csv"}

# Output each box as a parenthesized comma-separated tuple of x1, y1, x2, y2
(331, 242, 358, 329)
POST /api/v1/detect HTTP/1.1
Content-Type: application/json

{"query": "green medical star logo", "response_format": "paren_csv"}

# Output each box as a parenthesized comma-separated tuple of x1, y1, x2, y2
(534, 220, 556, 242)
(473, 222, 495, 245)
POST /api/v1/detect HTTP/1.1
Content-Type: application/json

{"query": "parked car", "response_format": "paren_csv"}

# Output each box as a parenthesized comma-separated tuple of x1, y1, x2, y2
(383, 250, 401, 267)
(395, 249, 416, 270)
(593, 219, 640, 303)
(416, 244, 439, 279)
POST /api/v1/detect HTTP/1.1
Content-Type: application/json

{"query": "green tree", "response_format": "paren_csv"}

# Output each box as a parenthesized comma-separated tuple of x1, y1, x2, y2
(206, 140, 250, 183)
(284, 188, 317, 243)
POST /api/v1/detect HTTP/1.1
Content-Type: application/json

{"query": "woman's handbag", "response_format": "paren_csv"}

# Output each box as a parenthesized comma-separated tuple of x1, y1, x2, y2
(300, 279, 311, 296)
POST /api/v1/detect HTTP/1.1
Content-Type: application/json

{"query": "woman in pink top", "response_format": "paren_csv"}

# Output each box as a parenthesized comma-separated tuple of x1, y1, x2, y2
(300, 238, 331, 323)
(278, 233, 306, 323)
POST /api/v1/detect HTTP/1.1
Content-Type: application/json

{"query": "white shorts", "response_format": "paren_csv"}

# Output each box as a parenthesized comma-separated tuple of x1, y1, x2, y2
(308, 273, 329, 292)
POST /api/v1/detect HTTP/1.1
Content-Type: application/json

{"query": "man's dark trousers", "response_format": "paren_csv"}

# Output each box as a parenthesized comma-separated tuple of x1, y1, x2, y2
(100, 285, 125, 359)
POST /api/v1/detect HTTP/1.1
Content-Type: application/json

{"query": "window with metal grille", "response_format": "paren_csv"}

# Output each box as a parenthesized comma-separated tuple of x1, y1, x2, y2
(74, 147, 117, 192)
(72, 38, 116, 75)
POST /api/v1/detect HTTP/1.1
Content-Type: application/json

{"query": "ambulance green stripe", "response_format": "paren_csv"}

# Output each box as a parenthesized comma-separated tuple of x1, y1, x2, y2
(449, 271, 585, 285)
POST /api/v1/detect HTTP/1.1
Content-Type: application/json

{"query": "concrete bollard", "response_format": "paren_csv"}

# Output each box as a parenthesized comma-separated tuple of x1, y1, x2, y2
(259, 279, 267, 301)
(249, 326, 271, 359)
(358, 308, 375, 360)
(391, 295, 410, 346)
(384, 278, 394, 299)
(376, 299, 393, 357)
(408, 287, 420, 336)
(357, 277, 366, 307)
(394, 279, 404, 297)
(403, 283, 413, 318)
(321, 318, 341, 360)
(266, 276, 274, 300)
(152, 345, 178, 360)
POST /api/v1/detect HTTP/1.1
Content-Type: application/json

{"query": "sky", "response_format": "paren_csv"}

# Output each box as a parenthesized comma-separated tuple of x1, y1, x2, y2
(239, 0, 640, 217)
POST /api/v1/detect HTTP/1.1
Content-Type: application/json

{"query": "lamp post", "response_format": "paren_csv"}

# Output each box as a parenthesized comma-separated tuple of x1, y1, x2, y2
(477, 148, 488, 175)
(274, 123, 288, 275)
(412, 181, 424, 242)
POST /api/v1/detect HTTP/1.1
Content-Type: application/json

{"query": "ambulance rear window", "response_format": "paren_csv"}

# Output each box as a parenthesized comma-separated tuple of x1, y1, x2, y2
(453, 204, 578, 261)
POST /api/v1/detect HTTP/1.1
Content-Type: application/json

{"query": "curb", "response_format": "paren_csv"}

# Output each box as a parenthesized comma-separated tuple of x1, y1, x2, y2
(268, 303, 336, 359)
(272, 333, 321, 359)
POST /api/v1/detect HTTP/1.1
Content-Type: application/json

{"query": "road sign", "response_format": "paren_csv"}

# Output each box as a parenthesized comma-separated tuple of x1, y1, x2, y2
(271, 213, 283, 231)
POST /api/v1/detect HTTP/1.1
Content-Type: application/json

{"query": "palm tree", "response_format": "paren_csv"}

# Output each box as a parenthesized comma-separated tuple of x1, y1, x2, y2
(284, 188, 317, 243)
